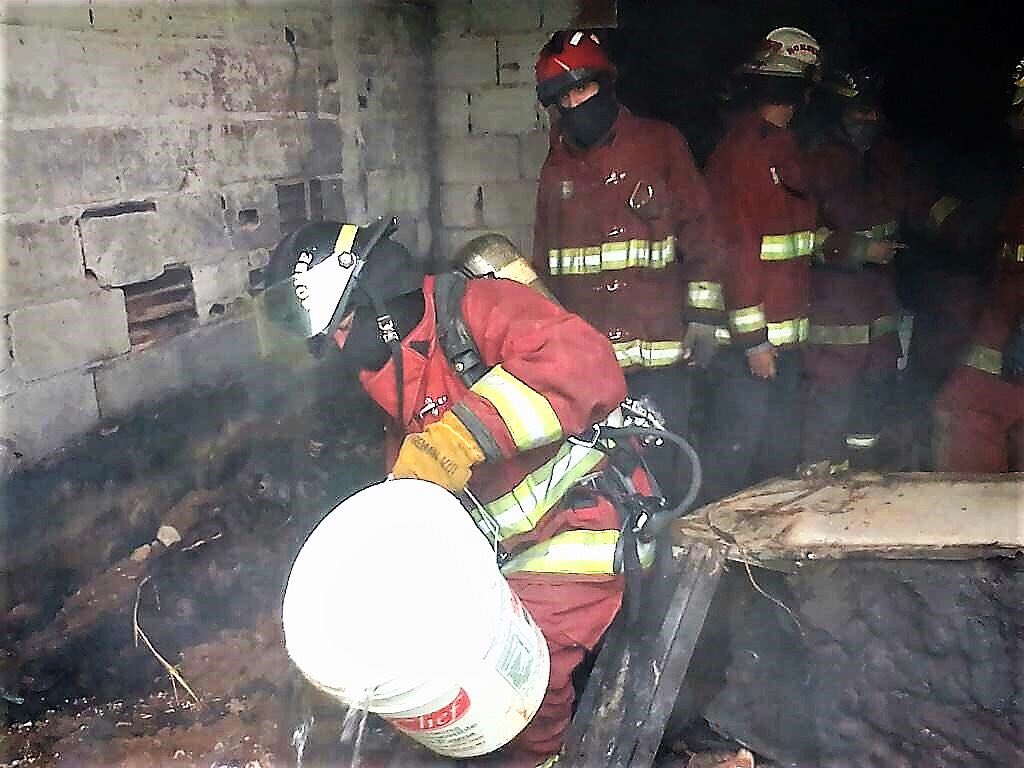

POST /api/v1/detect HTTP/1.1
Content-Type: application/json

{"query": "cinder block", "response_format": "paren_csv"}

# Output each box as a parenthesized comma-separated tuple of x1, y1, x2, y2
(157, 190, 233, 260)
(435, 0, 471, 35)
(192, 256, 251, 323)
(320, 177, 347, 221)
(0, 371, 99, 464)
(542, 0, 617, 29)
(114, 124, 194, 194)
(519, 130, 552, 179)
(2, 25, 84, 120)
(9, 290, 130, 380)
(2, 127, 121, 214)
(435, 36, 497, 88)
(0, 316, 11, 373)
(94, 318, 262, 418)
(0, 218, 93, 312)
(308, 120, 344, 177)
(80, 211, 165, 288)
(244, 120, 311, 180)
(439, 135, 520, 183)
(87, 1, 235, 39)
(366, 171, 431, 217)
(193, 122, 251, 186)
(497, 32, 549, 86)
(471, 86, 542, 135)
(471, 0, 541, 35)
(481, 181, 537, 229)
(222, 182, 283, 252)
(0, 1, 93, 32)
(209, 42, 318, 114)
(441, 183, 485, 229)
(437, 89, 472, 136)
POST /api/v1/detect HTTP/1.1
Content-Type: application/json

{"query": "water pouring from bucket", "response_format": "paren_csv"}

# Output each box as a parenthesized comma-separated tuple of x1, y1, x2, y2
(282, 479, 551, 758)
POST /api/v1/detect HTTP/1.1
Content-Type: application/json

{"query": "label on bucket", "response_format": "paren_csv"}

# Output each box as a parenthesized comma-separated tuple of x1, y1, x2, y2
(380, 588, 550, 758)
(390, 688, 471, 733)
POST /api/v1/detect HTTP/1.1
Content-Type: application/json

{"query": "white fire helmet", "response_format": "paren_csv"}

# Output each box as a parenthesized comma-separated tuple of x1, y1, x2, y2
(743, 26, 821, 79)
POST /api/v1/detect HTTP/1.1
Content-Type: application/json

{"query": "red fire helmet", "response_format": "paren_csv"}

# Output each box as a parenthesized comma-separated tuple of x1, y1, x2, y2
(535, 30, 617, 107)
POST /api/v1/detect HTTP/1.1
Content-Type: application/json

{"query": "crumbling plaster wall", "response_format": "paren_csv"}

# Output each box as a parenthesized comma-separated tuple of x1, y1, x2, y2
(432, 0, 614, 263)
(0, 0, 436, 466)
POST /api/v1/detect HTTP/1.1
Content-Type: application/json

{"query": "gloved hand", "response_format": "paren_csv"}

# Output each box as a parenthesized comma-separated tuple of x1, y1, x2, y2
(682, 322, 719, 368)
(391, 410, 485, 493)
(746, 344, 777, 379)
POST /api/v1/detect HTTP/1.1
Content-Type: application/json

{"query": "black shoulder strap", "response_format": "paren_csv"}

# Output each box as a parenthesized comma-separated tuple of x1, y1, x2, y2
(434, 272, 489, 388)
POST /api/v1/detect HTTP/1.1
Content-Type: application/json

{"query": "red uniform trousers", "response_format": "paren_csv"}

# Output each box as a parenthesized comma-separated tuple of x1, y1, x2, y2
(934, 367, 1024, 472)
(802, 267, 902, 462)
(499, 576, 623, 766)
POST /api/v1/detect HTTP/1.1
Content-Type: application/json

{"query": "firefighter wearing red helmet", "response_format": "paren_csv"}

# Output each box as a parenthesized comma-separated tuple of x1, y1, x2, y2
(934, 57, 1024, 471)
(532, 30, 729, 458)
(798, 67, 975, 469)
(700, 27, 821, 501)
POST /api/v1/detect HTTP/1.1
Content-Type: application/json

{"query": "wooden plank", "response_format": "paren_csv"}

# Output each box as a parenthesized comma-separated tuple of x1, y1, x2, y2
(562, 540, 726, 768)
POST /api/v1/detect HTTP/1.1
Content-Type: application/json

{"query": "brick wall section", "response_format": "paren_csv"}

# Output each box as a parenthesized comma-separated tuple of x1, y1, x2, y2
(0, 0, 437, 466)
(433, 0, 615, 265)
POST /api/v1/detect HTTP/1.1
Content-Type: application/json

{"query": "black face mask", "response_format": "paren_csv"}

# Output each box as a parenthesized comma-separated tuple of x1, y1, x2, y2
(558, 86, 620, 149)
(842, 115, 883, 151)
(336, 291, 425, 372)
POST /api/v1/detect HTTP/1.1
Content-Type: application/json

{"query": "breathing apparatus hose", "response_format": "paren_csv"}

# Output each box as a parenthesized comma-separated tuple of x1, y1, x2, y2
(595, 425, 702, 542)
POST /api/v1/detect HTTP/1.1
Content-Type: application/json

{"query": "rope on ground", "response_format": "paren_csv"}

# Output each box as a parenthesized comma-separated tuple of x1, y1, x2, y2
(132, 575, 202, 708)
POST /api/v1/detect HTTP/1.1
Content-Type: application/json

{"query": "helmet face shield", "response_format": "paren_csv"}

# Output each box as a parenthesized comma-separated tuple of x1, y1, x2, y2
(291, 252, 360, 337)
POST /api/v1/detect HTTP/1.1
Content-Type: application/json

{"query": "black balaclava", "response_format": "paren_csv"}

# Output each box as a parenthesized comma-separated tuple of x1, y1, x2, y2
(558, 76, 619, 149)
(333, 237, 425, 372)
(841, 109, 883, 152)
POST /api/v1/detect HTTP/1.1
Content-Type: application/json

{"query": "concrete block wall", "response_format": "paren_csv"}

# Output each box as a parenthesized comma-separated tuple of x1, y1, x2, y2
(433, 0, 615, 263)
(0, 0, 437, 466)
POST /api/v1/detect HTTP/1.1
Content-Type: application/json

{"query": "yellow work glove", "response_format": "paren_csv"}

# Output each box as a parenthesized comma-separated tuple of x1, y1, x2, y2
(391, 411, 485, 493)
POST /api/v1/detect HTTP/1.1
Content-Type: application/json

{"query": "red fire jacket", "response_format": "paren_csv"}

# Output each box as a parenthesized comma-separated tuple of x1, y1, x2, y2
(934, 181, 1024, 470)
(705, 111, 818, 349)
(801, 136, 963, 377)
(357, 275, 651, 580)
(533, 107, 727, 370)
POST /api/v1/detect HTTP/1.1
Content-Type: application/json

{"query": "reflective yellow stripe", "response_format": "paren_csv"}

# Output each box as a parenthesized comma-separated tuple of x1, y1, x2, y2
(857, 221, 899, 239)
(760, 230, 815, 261)
(808, 315, 898, 346)
(687, 280, 725, 311)
(729, 304, 767, 335)
(547, 237, 676, 275)
(965, 344, 1003, 376)
(929, 196, 961, 229)
(485, 441, 606, 538)
(767, 317, 809, 346)
(809, 323, 871, 345)
(1002, 242, 1024, 263)
(846, 433, 879, 449)
(611, 339, 685, 368)
(471, 365, 562, 452)
(333, 223, 358, 256)
(500, 528, 656, 576)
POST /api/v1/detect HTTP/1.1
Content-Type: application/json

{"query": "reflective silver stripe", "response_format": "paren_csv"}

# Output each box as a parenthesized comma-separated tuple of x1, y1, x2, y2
(964, 344, 1003, 376)
(846, 433, 879, 449)
(1002, 242, 1024, 263)
(471, 365, 562, 452)
(687, 280, 725, 311)
(612, 339, 685, 368)
(857, 221, 898, 239)
(929, 197, 961, 229)
(548, 237, 676, 275)
(485, 440, 606, 538)
(500, 528, 656, 576)
(767, 317, 809, 345)
(729, 304, 767, 335)
(760, 230, 815, 261)
(808, 315, 898, 346)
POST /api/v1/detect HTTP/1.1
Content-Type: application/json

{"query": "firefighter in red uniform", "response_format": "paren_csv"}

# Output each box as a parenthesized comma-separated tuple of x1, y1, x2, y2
(700, 28, 822, 501)
(262, 219, 656, 767)
(934, 59, 1024, 472)
(532, 31, 726, 446)
(800, 68, 971, 468)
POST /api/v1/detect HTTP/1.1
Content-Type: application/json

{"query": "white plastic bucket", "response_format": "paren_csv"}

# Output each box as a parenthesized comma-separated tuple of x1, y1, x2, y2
(282, 479, 550, 758)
